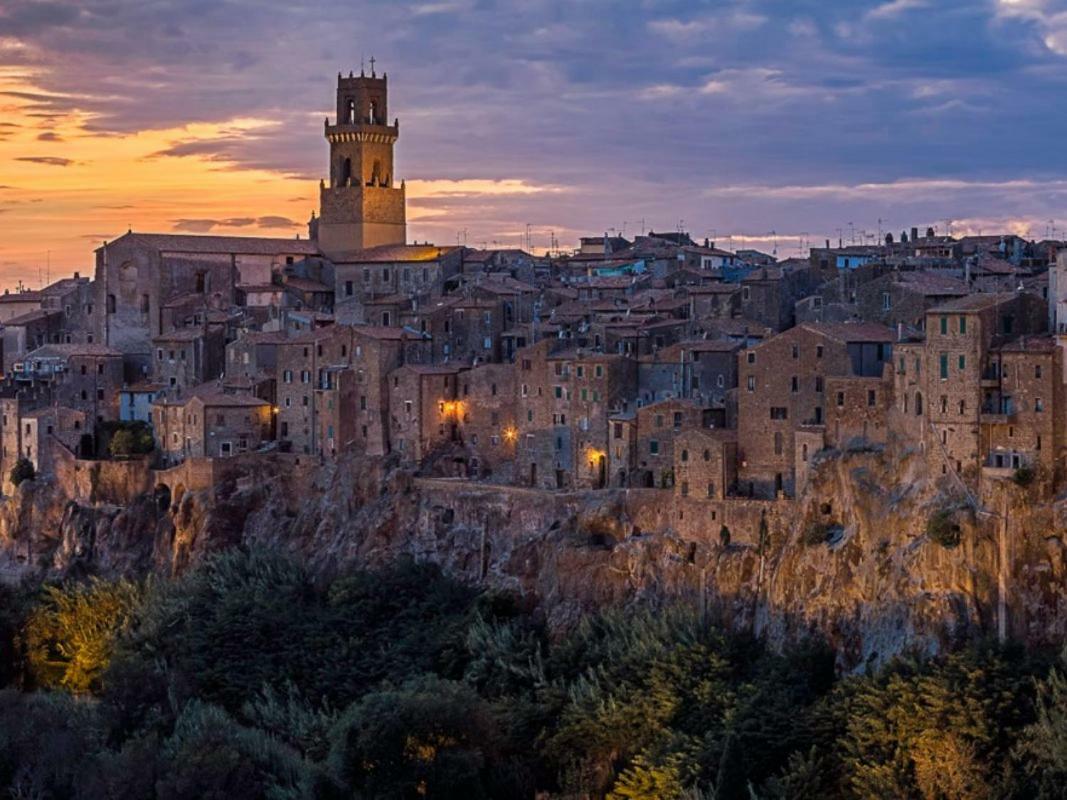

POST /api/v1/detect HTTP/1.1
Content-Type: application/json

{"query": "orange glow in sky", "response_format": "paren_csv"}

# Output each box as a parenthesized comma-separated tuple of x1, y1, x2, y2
(0, 68, 318, 290)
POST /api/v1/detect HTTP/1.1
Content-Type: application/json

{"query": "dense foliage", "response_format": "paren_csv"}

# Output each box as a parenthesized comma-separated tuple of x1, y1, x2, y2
(9, 457, 35, 487)
(103, 420, 155, 458)
(0, 549, 1065, 798)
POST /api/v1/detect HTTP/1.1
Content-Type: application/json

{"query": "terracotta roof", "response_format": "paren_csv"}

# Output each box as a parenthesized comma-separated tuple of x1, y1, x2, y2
(400, 364, 467, 375)
(285, 276, 332, 292)
(353, 324, 426, 341)
(332, 243, 460, 263)
(153, 328, 206, 342)
(26, 343, 122, 358)
(0, 291, 41, 303)
(928, 292, 1020, 313)
(99, 231, 318, 256)
(801, 322, 895, 343)
(4, 309, 60, 325)
(993, 335, 1057, 353)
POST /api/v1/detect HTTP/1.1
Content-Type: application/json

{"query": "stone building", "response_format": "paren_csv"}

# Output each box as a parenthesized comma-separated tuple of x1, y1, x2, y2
(455, 362, 517, 479)
(674, 428, 738, 501)
(980, 336, 1064, 481)
(737, 322, 894, 498)
(11, 344, 125, 423)
(907, 293, 1047, 485)
(19, 406, 87, 481)
(334, 244, 463, 324)
(514, 341, 637, 489)
(853, 271, 968, 331)
(153, 388, 272, 464)
(389, 364, 467, 464)
(315, 69, 406, 258)
(151, 327, 226, 396)
(94, 232, 316, 371)
(631, 398, 709, 488)
(740, 262, 821, 332)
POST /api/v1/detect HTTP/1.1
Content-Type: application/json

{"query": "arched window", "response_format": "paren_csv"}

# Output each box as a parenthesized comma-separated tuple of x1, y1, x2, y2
(346, 99, 355, 124)
(368, 102, 377, 124)
(915, 392, 923, 416)
(680, 449, 689, 462)
(340, 158, 352, 187)
(703, 449, 710, 461)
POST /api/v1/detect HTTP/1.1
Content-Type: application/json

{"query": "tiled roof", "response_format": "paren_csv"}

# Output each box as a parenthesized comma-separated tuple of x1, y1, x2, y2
(4, 309, 60, 325)
(27, 343, 123, 358)
(802, 322, 895, 343)
(928, 292, 1019, 313)
(99, 231, 318, 256)
(332, 243, 460, 263)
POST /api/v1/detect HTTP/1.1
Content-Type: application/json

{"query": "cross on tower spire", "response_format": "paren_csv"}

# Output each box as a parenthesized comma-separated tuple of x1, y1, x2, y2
(370, 56, 376, 77)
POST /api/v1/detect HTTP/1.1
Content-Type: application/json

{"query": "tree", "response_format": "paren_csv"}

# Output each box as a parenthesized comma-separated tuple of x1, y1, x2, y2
(328, 676, 503, 799)
(9, 457, 34, 487)
(23, 578, 146, 693)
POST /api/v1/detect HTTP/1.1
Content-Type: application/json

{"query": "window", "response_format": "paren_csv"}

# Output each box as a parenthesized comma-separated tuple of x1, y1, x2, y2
(940, 316, 948, 335)
(882, 292, 891, 311)
(791, 344, 799, 359)
(649, 440, 660, 455)
(791, 376, 799, 393)
(680, 449, 689, 462)
(345, 280, 353, 296)
(836, 392, 845, 407)
(747, 352, 756, 364)
(773, 432, 783, 455)
(867, 390, 876, 407)
(680, 481, 689, 497)
(959, 316, 967, 334)
(1036, 398, 1045, 412)
(815, 376, 823, 392)
(816, 345, 823, 359)
(770, 407, 788, 420)
(958, 355, 965, 371)
(655, 414, 664, 428)
(1036, 364, 1043, 379)
(940, 395, 948, 413)
(747, 376, 756, 391)
(742, 286, 751, 301)
(958, 399, 965, 414)
(673, 412, 683, 429)
(939, 353, 948, 380)
(595, 365, 604, 378)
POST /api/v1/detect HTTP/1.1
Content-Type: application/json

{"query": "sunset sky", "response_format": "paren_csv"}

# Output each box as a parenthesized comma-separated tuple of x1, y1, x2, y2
(2, 0, 1067, 290)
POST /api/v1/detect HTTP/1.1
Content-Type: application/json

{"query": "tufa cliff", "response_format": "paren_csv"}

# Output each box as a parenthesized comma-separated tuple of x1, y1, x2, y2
(1, 444, 1065, 671)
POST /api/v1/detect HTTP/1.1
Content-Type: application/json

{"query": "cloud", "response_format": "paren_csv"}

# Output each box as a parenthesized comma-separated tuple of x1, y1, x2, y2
(866, 0, 928, 21)
(15, 155, 74, 166)
(0, 0, 1066, 275)
(36, 131, 61, 141)
(171, 215, 298, 232)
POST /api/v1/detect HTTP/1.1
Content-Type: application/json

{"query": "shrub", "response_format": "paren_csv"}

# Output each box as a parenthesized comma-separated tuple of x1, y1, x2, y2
(803, 523, 833, 547)
(9, 457, 34, 487)
(23, 578, 147, 693)
(107, 422, 155, 457)
(927, 509, 962, 549)
(1012, 465, 1035, 487)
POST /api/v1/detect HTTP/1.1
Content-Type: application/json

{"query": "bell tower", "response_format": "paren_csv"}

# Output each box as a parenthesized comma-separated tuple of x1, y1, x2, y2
(316, 65, 406, 258)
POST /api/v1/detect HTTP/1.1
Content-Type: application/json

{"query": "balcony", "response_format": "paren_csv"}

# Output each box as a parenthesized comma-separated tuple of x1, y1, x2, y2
(980, 401, 1016, 425)
(980, 366, 1000, 388)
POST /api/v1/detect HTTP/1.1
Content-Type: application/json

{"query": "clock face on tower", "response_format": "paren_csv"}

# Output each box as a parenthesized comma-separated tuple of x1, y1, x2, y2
(317, 67, 407, 259)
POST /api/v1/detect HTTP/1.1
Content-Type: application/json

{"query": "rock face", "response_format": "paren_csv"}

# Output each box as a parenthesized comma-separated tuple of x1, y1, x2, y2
(2, 445, 1065, 670)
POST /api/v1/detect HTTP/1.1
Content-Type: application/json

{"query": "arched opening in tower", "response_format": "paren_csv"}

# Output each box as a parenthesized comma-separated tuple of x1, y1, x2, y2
(340, 157, 352, 187)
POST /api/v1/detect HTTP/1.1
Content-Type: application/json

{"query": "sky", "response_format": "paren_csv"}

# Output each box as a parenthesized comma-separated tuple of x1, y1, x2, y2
(2, 0, 1067, 290)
